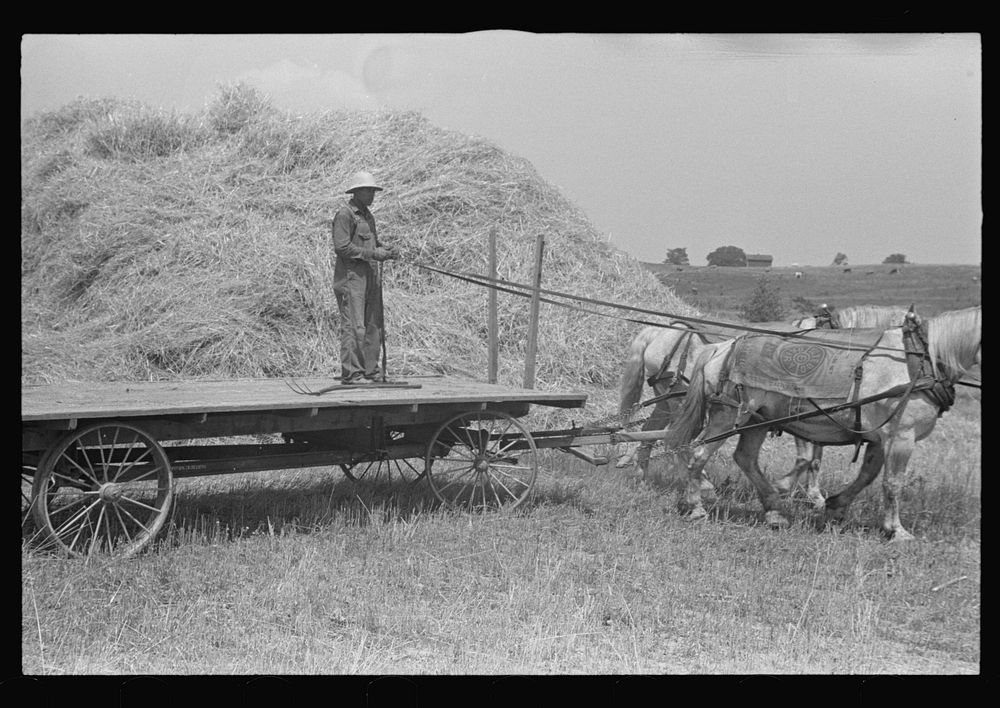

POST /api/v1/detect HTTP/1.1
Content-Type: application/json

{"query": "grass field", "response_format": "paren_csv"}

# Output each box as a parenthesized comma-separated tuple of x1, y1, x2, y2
(21, 389, 980, 675)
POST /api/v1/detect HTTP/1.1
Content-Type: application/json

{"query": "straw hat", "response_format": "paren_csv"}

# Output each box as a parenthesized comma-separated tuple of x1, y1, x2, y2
(344, 171, 383, 193)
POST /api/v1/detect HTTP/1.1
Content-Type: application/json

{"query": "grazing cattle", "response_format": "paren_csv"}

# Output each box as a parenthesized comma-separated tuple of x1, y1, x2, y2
(843, 267, 852, 273)
(794, 271, 803, 279)
(662, 306, 981, 540)
(889, 268, 900, 274)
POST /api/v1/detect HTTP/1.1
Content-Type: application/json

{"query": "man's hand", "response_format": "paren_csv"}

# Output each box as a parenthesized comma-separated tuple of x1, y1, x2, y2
(373, 245, 398, 261)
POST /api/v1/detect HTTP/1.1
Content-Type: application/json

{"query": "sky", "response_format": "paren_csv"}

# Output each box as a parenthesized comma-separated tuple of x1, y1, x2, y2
(20, 33, 982, 266)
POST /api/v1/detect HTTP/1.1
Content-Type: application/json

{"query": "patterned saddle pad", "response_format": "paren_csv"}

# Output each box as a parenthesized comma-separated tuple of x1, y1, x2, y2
(728, 328, 887, 399)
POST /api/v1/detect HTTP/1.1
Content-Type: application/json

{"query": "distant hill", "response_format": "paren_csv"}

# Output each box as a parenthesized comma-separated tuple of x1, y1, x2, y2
(20, 86, 697, 421)
(641, 262, 981, 322)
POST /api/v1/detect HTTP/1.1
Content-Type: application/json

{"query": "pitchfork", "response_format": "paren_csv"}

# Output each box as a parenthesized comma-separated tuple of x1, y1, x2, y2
(284, 378, 342, 396)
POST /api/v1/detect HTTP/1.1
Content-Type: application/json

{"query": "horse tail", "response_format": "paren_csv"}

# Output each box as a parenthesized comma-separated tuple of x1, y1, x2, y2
(662, 350, 710, 451)
(618, 330, 650, 418)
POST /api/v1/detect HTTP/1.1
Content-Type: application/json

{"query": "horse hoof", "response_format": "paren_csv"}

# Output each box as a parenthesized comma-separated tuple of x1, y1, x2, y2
(764, 511, 789, 529)
(682, 507, 708, 522)
(887, 528, 915, 543)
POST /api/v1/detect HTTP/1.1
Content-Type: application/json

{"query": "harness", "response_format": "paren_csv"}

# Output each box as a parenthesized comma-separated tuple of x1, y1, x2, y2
(647, 327, 696, 390)
(901, 314, 956, 413)
(640, 310, 834, 411)
(698, 312, 956, 455)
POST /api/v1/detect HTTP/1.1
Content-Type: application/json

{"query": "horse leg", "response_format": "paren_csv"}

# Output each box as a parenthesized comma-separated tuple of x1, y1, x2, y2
(804, 446, 826, 510)
(676, 439, 727, 520)
(824, 439, 885, 525)
(881, 428, 917, 542)
(676, 404, 737, 520)
(732, 427, 790, 529)
(773, 438, 826, 510)
(636, 397, 672, 485)
(773, 437, 812, 497)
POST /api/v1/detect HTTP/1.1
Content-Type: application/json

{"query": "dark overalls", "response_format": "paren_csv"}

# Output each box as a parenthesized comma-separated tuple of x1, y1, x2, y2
(331, 197, 383, 382)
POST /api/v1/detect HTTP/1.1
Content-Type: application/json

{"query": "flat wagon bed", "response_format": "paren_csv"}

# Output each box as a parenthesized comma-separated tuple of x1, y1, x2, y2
(21, 376, 587, 425)
(21, 376, 594, 558)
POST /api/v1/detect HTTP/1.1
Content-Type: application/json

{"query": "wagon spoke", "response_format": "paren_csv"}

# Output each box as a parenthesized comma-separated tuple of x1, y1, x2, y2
(118, 494, 168, 516)
(49, 498, 101, 550)
(487, 419, 516, 455)
(88, 504, 109, 557)
(57, 450, 102, 488)
(433, 462, 477, 493)
(398, 458, 424, 481)
(110, 447, 155, 482)
(114, 500, 154, 535)
(116, 463, 164, 485)
(341, 454, 426, 485)
(111, 504, 136, 548)
(487, 477, 503, 507)
(74, 432, 107, 483)
(447, 422, 480, 456)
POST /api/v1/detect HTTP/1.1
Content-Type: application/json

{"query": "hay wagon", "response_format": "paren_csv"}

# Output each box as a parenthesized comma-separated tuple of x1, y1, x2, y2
(21, 376, 633, 558)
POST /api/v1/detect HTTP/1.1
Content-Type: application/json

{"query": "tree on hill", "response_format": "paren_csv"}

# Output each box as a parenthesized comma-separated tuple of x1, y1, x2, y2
(664, 247, 689, 266)
(739, 274, 785, 322)
(832, 252, 848, 266)
(883, 253, 908, 264)
(706, 246, 746, 267)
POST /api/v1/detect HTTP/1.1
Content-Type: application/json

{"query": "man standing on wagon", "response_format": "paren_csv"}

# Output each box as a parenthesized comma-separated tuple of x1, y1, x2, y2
(332, 171, 396, 384)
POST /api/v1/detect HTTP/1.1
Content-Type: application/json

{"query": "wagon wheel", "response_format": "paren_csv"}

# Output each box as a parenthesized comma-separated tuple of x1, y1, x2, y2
(22, 466, 38, 530)
(31, 422, 173, 558)
(339, 456, 426, 484)
(22, 448, 55, 532)
(22, 465, 36, 527)
(424, 411, 538, 510)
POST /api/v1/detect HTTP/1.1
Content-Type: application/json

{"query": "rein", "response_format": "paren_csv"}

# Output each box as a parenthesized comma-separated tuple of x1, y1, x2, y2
(695, 376, 936, 447)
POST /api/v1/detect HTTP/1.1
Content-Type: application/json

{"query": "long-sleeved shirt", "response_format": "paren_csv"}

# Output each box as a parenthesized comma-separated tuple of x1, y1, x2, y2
(332, 196, 380, 287)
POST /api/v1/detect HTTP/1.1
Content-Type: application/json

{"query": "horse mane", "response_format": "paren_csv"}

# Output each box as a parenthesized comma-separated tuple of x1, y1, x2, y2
(927, 306, 982, 379)
(835, 305, 910, 328)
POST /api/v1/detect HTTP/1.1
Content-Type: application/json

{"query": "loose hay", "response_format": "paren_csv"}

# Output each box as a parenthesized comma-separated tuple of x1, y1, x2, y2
(21, 86, 698, 426)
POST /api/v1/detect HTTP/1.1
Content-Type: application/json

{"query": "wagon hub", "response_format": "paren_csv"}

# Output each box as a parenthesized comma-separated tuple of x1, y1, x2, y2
(98, 482, 125, 502)
(474, 457, 491, 474)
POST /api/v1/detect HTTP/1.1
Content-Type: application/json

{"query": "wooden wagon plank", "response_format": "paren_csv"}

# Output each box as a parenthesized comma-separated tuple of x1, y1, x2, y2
(21, 377, 587, 422)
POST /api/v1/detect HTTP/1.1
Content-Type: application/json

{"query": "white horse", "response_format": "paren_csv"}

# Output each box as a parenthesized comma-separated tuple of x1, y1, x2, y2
(662, 306, 980, 540)
(617, 305, 911, 508)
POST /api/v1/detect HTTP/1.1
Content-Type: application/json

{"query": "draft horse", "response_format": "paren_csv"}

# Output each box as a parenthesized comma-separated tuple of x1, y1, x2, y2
(618, 305, 911, 507)
(661, 306, 981, 540)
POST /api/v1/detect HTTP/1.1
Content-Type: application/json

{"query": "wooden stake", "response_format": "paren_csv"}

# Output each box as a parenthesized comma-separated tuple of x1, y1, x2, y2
(488, 228, 498, 384)
(523, 234, 545, 389)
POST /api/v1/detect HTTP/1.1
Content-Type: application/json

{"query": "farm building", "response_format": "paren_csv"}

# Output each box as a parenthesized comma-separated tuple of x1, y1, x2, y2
(746, 254, 773, 267)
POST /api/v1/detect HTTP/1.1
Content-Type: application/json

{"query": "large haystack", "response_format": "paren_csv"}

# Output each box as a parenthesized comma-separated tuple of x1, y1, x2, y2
(21, 85, 695, 422)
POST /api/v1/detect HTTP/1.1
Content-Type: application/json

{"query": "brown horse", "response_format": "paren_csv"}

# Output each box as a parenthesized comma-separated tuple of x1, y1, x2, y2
(661, 306, 981, 540)
(617, 305, 911, 507)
